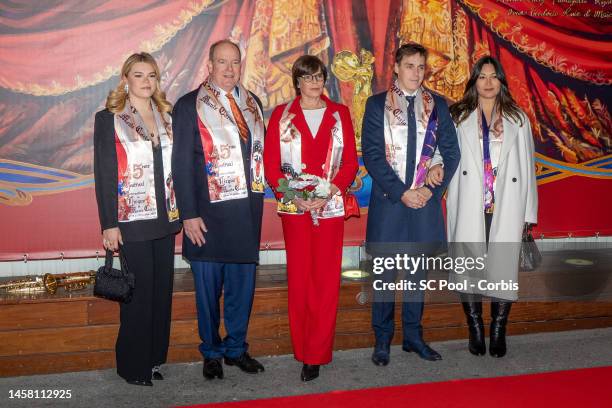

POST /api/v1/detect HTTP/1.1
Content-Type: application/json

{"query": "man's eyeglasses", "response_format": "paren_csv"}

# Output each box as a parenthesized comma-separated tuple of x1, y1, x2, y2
(300, 73, 325, 83)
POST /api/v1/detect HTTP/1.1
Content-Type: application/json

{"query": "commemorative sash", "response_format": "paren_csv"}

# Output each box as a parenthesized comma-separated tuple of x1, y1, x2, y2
(383, 81, 438, 188)
(114, 100, 179, 223)
(196, 77, 265, 203)
(478, 105, 504, 213)
(277, 98, 345, 219)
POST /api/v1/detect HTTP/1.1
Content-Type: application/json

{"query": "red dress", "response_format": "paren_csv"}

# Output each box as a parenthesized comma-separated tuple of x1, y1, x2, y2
(264, 95, 358, 364)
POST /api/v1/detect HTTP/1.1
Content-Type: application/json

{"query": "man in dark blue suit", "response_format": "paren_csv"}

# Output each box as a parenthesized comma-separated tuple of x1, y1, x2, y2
(172, 40, 266, 380)
(362, 43, 460, 366)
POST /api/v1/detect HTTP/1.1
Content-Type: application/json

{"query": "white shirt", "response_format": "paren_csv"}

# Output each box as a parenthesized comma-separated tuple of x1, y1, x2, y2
(302, 107, 326, 138)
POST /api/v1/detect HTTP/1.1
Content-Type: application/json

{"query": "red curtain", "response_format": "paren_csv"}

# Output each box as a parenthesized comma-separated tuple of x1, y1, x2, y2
(458, 0, 612, 85)
(0, 0, 610, 260)
(0, 1, 210, 95)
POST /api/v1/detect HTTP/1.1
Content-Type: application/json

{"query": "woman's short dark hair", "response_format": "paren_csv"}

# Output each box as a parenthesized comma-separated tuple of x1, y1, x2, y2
(395, 42, 428, 65)
(291, 55, 327, 95)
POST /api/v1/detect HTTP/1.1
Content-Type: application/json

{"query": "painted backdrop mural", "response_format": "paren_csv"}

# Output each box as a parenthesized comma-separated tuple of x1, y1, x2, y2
(0, 0, 610, 260)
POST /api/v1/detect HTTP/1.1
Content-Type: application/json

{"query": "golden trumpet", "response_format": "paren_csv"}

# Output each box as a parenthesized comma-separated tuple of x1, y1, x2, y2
(0, 271, 96, 294)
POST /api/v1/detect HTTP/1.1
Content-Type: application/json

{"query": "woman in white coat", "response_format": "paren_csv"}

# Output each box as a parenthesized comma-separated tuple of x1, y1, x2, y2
(431, 56, 538, 358)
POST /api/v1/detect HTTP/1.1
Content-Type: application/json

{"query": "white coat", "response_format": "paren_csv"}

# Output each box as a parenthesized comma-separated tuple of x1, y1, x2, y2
(446, 109, 538, 300)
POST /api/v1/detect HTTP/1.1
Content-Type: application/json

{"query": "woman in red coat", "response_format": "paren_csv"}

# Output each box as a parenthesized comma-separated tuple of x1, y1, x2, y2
(264, 55, 358, 382)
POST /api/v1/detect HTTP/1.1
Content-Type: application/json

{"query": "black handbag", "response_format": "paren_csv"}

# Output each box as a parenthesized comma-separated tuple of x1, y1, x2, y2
(519, 223, 542, 272)
(94, 249, 135, 303)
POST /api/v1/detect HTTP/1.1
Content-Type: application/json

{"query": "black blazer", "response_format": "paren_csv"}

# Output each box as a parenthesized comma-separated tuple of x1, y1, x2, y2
(171, 89, 264, 263)
(93, 109, 180, 242)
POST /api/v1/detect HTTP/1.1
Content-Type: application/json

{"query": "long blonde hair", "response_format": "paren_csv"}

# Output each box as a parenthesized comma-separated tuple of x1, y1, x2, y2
(105, 52, 173, 114)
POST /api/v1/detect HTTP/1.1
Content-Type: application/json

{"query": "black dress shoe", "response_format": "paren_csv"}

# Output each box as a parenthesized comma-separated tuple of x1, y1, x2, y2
(300, 364, 320, 381)
(152, 366, 164, 380)
(126, 379, 153, 386)
(224, 352, 265, 374)
(203, 358, 224, 380)
(371, 342, 390, 366)
(371, 350, 390, 366)
(403, 344, 442, 361)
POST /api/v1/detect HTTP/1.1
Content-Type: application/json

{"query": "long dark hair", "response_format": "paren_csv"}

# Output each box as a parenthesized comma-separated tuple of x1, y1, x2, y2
(449, 56, 523, 125)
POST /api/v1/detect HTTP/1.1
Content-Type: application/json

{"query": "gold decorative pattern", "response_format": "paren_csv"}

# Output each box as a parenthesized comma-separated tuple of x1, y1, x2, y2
(507, 74, 541, 140)
(535, 153, 612, 185)
(459, 0, 611, 85)
(0, 159, 93, 206)
(471, 41, 491, 64)
(241, 0, 329, 111)
(399, 0, 453, 55)
(331, 49, 375, 151)
(398, 0, 469, 101)
(269, 0, 323, 58)
(8, 0, 215, 96)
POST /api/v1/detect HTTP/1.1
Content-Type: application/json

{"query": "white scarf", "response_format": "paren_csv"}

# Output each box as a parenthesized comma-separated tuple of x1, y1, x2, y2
(278, 98, 345, 218)
(383, 81, 437, 188)
(114, 100, 178, 222)
(195, 78, 265, 203)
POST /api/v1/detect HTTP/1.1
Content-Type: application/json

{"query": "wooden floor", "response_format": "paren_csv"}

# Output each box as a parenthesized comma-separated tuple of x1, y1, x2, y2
(1, 249, 612, 377)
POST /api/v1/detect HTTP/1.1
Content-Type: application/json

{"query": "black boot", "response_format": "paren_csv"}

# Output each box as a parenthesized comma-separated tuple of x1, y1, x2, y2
(460, 293, 486, 356)
(490, 301, 512, 358)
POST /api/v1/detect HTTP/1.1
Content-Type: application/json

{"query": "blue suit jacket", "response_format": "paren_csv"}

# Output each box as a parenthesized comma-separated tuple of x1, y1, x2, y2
(362, 90, 460, 249)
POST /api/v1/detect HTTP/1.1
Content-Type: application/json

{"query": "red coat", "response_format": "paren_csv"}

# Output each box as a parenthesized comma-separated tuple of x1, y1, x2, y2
(264, 94, 358, 201)
(263, 94, 358, 364)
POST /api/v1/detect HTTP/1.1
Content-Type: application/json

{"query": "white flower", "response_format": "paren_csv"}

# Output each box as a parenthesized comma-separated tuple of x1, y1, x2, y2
(314, 177, 331, 198)
(288, 179, 315, 190)
(288, 173, 319, 191)
(298, 174, 317, 181)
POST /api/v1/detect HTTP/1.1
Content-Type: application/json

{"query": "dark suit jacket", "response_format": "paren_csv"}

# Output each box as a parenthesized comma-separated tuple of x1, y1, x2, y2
(93, 109, 180, 242)
(171, 88, 264, 263)
(362, 90, 460, 248)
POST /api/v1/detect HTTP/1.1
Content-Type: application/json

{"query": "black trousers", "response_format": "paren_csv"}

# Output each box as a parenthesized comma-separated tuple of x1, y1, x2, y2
(485, 212, 493, 244)
(116, 234, 175, 381)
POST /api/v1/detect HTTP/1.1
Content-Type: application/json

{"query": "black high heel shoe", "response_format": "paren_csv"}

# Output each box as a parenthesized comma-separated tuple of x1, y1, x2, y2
(152, 366, 164, 380)
(300, 364, 320, 382)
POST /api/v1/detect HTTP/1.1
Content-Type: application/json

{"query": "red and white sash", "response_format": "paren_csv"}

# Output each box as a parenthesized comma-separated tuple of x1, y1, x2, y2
(277, 98, 345, 218)
(196, 78, 265, 203)
(383, 81, 436, 188)
(114, 100, 178, 223)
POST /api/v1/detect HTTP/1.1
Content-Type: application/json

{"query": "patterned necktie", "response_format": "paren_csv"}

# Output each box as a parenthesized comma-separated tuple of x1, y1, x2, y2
(406, 95, 417, 186)
(226, 92, 249, 142)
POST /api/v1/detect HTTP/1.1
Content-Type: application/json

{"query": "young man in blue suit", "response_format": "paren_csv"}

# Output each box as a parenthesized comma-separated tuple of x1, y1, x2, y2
(362, 42, 460, 366)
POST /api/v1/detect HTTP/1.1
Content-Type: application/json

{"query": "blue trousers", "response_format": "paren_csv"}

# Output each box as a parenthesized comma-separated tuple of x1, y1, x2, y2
(371, 266, 427, 349)
(191, 261, 256, 359)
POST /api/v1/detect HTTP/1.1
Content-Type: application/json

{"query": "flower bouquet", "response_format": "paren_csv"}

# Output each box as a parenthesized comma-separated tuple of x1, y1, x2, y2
(276, 173, 331, 226)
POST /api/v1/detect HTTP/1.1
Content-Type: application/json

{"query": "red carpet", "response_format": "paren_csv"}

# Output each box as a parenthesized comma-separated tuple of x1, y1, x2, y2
(183, 366, 612, 408)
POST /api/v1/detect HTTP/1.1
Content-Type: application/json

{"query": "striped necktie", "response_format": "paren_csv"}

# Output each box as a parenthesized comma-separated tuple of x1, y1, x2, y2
(226, 92, 249, 142)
